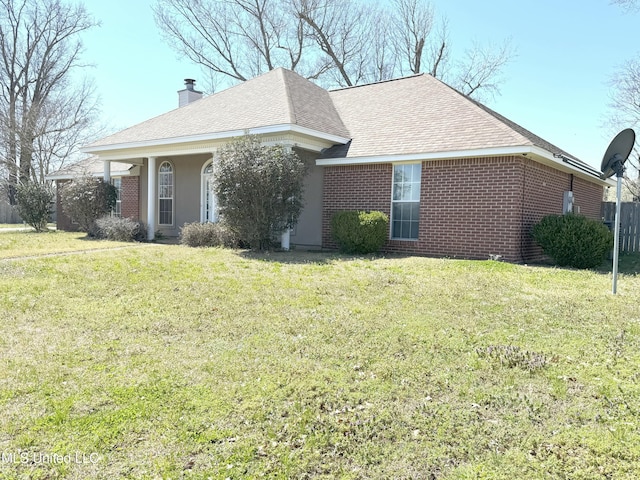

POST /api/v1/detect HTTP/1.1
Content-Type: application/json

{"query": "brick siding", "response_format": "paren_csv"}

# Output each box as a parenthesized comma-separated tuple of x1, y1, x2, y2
(322, 156, 604, 263)
(572, 175, 604, 220)
(322, 163, 392, 249)
(520, 160, 604, 262)
(55, 176, 142, 232)
(121, 176, 140, 220)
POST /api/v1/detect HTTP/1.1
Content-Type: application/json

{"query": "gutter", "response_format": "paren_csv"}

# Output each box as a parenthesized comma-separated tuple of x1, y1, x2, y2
(553, 153, 602, 178)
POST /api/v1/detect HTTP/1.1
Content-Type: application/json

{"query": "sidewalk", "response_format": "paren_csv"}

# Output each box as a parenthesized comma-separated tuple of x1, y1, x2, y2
(0, 225, 57, 232)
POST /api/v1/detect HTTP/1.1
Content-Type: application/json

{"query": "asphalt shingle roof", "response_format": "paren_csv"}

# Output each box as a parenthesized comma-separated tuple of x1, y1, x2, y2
(86, 67, 588, 168)
(88, 68, 349, 148)
(48, 156, 134, 178)
(327, 73, 573, 159)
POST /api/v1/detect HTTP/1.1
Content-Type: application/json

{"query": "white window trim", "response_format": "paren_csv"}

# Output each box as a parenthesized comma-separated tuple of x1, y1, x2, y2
(390, 162, 422, 241)
(158, 161, 174, 226)
(200, 159, 218, 223)
(111, 177, 122, 217)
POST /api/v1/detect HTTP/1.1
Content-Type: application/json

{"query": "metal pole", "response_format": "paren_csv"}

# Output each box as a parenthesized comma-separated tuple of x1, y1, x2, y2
(612, 173, 622, 294)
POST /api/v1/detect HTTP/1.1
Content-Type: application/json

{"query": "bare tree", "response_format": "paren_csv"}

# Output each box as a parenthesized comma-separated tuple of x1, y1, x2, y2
(0, 0, 99, 203)
(611, 0, 639, 11)
(453, 39, 515, 101)
(154, 0, 318, 88)
(608, 57, 640, 199)
(294, 0, 380, 87)
(392, 0, 436, 75)
(31, 79, 101, 183)
(155, 0, 514, 97)
(367, 9, 397, 83)
(391, 0, 513, 100)
(425, 17, 450, 79)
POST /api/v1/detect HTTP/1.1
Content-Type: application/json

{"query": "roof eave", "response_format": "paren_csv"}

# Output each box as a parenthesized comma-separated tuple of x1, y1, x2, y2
(82, 124, 351, 155)
(46, 169, 133, 181)
(316, 145, 612, 186)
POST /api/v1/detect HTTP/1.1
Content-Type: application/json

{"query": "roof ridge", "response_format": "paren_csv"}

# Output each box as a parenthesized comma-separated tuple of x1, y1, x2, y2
(329, 73, 425, 92)
(279, 68, 298, 125)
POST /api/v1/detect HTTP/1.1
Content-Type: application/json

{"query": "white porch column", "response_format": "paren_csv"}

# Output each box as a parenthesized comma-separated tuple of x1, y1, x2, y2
(280, 144, 292, 251)
(281, 230, 290, 251)
(103, 160, 110, 183)
(147, 156, 156, 241)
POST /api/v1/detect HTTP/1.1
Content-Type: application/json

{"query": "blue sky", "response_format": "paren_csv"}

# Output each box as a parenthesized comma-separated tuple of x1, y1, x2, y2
(81, 0, 638, 170)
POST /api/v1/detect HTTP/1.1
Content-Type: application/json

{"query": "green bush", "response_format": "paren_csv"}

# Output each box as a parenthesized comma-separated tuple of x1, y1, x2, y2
(213, 135, 306, 250)
(179, 222, 238, 248)
(15, 181, 54, 232)
(59, 176, 117, 235)
(532, 214, 613, 269)
(95, 215, 146, 242)
(331, 210, 389, 254)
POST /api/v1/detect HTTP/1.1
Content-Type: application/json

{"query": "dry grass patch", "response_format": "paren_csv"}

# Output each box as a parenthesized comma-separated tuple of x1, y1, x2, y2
(0, 230, 145, 259)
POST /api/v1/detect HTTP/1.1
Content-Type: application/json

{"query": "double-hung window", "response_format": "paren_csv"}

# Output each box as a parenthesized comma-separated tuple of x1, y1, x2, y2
(391, 163, 421, 240)
(158, 162, 174, 225)
(111, 177, 122, 217)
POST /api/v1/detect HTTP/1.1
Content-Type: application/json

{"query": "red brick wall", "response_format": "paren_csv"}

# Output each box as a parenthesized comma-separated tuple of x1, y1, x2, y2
(55, 176, 142, 232)
(519, 160, 604, 262)
(520, 159, 569, 262)
(322, 156, 605, 263)
(121, 176, 140, 220)
(322, 163, 392, 248)
(572, 175, 604, 220)
(413, 157, 523, 261)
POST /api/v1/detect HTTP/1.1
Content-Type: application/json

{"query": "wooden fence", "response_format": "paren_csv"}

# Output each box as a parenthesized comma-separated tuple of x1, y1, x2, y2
(602, 202, 640, 252)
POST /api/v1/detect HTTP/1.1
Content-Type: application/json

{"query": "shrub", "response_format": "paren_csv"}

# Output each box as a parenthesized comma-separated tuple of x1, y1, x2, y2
(60, 176, 117, 235)
(532, 214, 613, 269)
(95, 215, 146, 242)
(15, 182, 54, 232)
(180, 222, 238, 248)
(213, 135, 306, 250)
(331, 210, 389, 254)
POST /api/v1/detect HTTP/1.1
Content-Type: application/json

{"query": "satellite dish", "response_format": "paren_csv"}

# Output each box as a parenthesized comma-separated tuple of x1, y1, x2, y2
(602, 128, 637, 295)
(600, 128, 635, 179)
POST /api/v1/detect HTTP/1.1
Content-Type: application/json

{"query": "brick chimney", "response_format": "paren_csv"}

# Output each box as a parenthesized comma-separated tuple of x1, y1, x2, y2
(178, 78, 203, 107)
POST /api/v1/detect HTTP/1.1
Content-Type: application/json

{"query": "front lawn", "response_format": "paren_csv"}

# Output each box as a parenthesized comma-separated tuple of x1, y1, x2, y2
(1, 238, 639, 479)
(0, 230, 146, 259)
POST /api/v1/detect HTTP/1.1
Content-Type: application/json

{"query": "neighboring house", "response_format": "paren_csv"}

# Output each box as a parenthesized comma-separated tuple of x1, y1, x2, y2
(48, 69, 610, 262)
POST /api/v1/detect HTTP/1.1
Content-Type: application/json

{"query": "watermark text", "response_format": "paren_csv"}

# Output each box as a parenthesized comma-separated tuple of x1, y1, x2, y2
(1, 451, 100, 465)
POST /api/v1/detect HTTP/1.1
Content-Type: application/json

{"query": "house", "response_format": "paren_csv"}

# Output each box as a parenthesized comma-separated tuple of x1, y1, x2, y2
(49, 68, 609, 262)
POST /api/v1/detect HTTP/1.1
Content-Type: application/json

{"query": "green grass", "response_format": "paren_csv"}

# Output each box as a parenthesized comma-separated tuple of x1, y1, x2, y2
(1, 236, 640, 478)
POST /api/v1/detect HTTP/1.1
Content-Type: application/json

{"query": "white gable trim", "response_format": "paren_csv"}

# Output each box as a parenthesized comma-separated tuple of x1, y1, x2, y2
(46, 166, 139, 181)
(316, 146, 532, 165)
(82, 124, 350, 156)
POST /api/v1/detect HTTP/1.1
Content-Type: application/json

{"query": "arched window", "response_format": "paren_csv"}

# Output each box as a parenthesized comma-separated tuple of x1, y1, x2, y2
(201, 160, 218, 222)
(158, 161, 174, 225)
